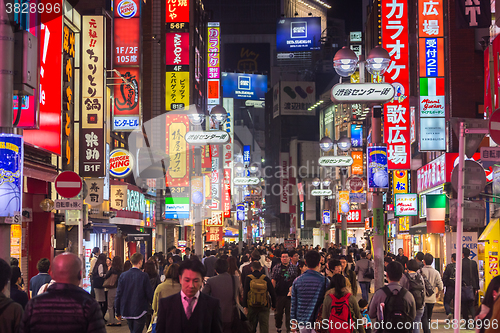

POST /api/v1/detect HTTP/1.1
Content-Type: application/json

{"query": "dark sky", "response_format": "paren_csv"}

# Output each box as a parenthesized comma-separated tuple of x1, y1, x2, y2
(328, 0, 363, 33)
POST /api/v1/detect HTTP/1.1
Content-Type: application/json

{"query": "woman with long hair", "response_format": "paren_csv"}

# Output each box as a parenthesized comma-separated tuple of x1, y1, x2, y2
(144, 259, 161, 329)
(227, 256, 243, 301)
(123, 260, 132, 272)
(105, 256, 123, 327)
(92, 253, 108, 319)
(321, 274, 365, 333)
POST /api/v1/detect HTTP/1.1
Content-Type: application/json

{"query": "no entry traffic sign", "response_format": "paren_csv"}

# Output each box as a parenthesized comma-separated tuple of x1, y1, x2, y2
(55, 171, 82, 198)
(489, 109, 500, 145)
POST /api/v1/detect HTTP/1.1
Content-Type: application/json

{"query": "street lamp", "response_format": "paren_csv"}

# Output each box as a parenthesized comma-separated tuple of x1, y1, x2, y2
(234, 162, 245, 174)
(336, 137, 351, 152)
(322, 177, 332, 187)
(319, 136, 334, 152)
(210, 105, 228, 124)
(312, 177, 321, 187)
(333, 46, 358, 77)
(249, 163, 259, 174)
(333, 46, 391, 79)
(365, 46, 391, 76)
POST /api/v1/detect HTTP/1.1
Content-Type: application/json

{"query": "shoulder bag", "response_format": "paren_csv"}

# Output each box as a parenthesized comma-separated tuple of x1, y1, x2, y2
(231, 274, 250, 333)
(462, 260, 475, 302)
(102, 273, 118, 288)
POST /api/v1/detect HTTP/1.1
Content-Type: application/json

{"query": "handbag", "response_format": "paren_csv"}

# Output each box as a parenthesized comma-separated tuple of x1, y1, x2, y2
(363, 264, 374, 280)
(461, 260, 475, 302)
(102, 273, 118, 288)
(231, 274, 250, 333)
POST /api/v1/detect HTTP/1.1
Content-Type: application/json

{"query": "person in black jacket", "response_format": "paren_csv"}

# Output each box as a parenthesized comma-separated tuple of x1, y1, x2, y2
(462, 247, 480, 322)
(156, 259, 222, 333)
(442, 253, 456, 320)
(20, 252, 106, 333)
(104, 256, 122, 327)
(9, 267, 28, 309)
(395, 248, 409, 269)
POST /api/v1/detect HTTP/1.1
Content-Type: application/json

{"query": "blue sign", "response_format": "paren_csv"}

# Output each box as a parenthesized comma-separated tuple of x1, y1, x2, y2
(367, 146, 388, 190)
(300, 212, 304, 229)
(322, 210, 330, 225)
(243, 145, 251, 167)
(276, 17, 321, 52)
(425, 38, 438, 77)
(0, 134, 23, 217)
(351, 124, 363, 148)
(237, 203, 245, 221)
(350, 192, 366, 203)
(221, 73, 268, 101)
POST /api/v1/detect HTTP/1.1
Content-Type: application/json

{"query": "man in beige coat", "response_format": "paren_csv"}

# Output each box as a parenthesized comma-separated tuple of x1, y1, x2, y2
(420, 253, 443, 333)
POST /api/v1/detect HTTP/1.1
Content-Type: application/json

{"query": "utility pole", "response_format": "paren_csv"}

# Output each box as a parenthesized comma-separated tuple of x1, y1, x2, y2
(371, 105, 385, 291)
(0, 0, 15, 262)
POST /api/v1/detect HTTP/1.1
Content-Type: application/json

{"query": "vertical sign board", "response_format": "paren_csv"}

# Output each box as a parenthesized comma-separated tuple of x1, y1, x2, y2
(382, 0, 411, 170)
(222, 98, 234, 218)
(351, 151, 363, 175)
(23, 3, 63, 154)
(80, 16, 105, 177)
(243, 145, 251, 167)
(166, 0, 190, 111)
(62, 24, 76, 171)
(280, 153, 290, 213)
(367, 146, 389, 190)
(165, 114, 190, 187)
(418, 0, 446, 151)
(210, 145, 220, 210)
(207, 23, 220, 105)
(393, 170, 408, 194)
(0, 135, 23, 217)
(113, 0, 141, 131)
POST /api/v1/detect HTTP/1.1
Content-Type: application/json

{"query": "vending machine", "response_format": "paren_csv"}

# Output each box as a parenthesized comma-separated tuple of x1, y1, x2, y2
(478, 218, 500, 302)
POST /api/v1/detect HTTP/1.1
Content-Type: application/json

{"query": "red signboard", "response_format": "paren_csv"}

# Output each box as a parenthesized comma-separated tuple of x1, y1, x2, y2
(418, 0, 443, 37)
(338, 210, 362, 223)
(55, 171, 82, 198)
(382, 0, 411, 170)
(115, 0, 140, 18)
(114, 18, 140, 66)
(23, 3, 63, 154)
(166, 32, 190, 66)
(166, 0, 190, 23)
(223, 168, 231, 218)
(113, 67, 140, 116)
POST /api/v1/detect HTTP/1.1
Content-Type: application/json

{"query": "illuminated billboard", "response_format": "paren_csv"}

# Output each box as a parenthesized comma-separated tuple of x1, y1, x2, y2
(221, 73, 268, 101)
(276, 17, 321, 52)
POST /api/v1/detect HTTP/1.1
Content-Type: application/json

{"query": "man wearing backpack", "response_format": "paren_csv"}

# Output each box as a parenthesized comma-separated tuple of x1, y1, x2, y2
(271, 251, 298, 333)
(368, 261, 416, 333)
(242, 261, 276, 333)
(419, 253, 443, 333)
(355, 252, 373, 301)
(400, 260, 425, 333)
(442, 253, 456, 321)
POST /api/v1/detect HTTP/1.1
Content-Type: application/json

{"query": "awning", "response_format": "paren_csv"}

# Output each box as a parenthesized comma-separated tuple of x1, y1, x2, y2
(479, 218, 500, 242)
(409, 222, 427, 235)
(92, 223, 118, 234)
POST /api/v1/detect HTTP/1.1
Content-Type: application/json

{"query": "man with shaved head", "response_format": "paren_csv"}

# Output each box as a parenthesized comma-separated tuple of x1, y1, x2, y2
(21, 252, 106, 333)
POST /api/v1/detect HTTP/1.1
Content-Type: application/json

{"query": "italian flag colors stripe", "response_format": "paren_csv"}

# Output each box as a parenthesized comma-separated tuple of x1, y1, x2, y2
(426, 194, 446, 234)
(420, 78, 445, 96)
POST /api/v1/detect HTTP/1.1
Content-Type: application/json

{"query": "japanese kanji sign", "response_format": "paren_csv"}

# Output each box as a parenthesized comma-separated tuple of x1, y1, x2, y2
(86, 178, 104, 206)
(392, 170, 408, 194)
(166, 32, 189, 66)
(207, 23, 220, 105)
(184, 131, 230, 144)
(82, 16, 104, 129)
(110, 185, 128, 209)
(114, 67, 140, 116)
(318, 156, 354, 167)
(382, 0, 411, 169)
(80, 128, 105, 177)
(165, 114, 190, 187)
(166, 0, 189, 23)
(418, 0, 444, 37)
(351, 151, 364, 175)
(63, 24, 75, 171)
(166, 71, 189, 110)
(330, 83, 394, 104)
(455, 0, 491, 28)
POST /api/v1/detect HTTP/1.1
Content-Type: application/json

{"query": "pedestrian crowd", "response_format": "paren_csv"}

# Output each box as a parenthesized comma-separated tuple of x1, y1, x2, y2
(0, 241, 498, 333)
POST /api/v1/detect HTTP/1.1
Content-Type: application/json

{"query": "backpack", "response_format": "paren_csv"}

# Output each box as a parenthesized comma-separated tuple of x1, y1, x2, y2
(328, 293, 353, 333)
(404, 272, 425, 309)
(381, 286, 413, 333)
(419, 269, 435, 297)
(247, 274, 268, 307)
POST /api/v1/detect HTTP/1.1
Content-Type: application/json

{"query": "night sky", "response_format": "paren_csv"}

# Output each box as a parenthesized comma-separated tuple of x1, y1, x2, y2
(329, 0, 363, 32)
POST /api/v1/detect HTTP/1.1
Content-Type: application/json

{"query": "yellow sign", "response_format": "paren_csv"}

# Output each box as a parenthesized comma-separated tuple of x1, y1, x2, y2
(393, 170, 408, 194)
(165, 71, 189, 111)
(399, 216, 410, 232)
(338, 191, 350, 213)
(167, 119, 189, 184)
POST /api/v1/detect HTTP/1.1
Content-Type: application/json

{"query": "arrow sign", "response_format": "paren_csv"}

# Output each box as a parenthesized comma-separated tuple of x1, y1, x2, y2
(185, 131, 230, 144)
(318, 156, 353, 167)
(470, 250, 477, 260)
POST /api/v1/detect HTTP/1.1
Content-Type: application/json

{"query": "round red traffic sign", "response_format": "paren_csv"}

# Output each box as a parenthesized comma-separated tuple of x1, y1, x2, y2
(349, 177, 364, 192)
(489, 109, 500, 145)
(55, 171, 82, 198)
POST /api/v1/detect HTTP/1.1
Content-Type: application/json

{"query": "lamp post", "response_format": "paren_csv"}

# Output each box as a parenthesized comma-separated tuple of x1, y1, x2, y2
(332, 45, 391, 290)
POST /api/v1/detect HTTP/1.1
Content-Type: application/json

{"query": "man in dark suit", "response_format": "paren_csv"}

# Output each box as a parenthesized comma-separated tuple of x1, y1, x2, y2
(241, 250, 262, 285)
(461, 247, 480, 322)
(202, 259, 240, 332)
(203, 250, 218, 277)
(156, 260, 222, 333)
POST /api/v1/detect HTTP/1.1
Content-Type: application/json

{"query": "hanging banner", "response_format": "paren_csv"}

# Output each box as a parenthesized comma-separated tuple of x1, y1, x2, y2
(113, 67, 140, 116)
(166, 71, 189, 110)
(86, 178, 104, 206)
(351, 124, 363, 148)
(207, 23, 220, 105)
(110, 185, 128, 209)
(280, 152, 290, 213)
(0, 135, 23, 217)
(338, 191, 350, 214)
(62, 24, 75, 170)
(351, 151, 363, 175)
(382, 0, 411, 170)
(166, 0, 189, 23)
(222, 168, 231, 218)
(418, 0, 444, 37)
(367, 146, 389, 190)
(80, 129, 105, 177)
(165, 114, 190, 187)
(166, 32, 190, 66)
(114, 17, 140, 66)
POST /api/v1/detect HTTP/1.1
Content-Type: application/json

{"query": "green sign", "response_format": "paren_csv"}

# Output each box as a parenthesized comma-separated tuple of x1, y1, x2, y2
(341, 230, 347, 246)
(373, 208, 384, 235)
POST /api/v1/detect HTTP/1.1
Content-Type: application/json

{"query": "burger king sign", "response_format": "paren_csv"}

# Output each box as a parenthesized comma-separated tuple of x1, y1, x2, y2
(109, 149, 134, 178)
(117, 0, 138, 19)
